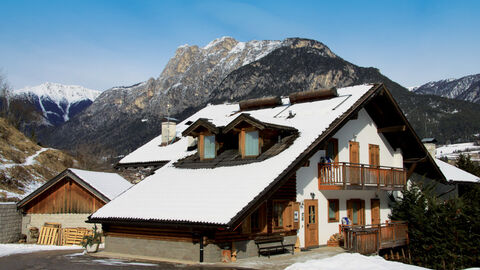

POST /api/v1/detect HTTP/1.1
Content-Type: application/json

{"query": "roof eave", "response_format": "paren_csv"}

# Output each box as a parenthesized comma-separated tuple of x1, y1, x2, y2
(88, 216, 229, 230)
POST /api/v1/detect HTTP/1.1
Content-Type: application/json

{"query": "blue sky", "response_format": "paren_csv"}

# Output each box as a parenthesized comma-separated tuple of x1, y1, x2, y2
(1, 0, 479, 91)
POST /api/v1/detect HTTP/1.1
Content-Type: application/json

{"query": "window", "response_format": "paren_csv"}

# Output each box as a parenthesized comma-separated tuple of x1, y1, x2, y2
(308, 205, 316, 224)
(326, 138, 338, 163)
(328, 199, 339, 222)
(245, 130, 259, 156)
(273, 201, 285, 228)
(203, 135, 216, 159)
(250, 209, 259, 232)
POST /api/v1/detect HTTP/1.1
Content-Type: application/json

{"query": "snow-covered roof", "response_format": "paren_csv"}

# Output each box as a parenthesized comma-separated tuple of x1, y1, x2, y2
(69, 169, 133, 200)
(92, 85, 375, 225)
(434, 158, 480, 183)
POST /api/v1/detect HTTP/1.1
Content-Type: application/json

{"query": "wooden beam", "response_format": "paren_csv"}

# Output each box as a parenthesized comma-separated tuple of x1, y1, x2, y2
(377, 125, 406, 133)
(403, 156, 428, 163)
(406, 163, 417, 179)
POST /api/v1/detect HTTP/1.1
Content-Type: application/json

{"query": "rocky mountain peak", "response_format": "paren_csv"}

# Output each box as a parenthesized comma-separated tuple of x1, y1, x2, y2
(284, 38, 337, 58)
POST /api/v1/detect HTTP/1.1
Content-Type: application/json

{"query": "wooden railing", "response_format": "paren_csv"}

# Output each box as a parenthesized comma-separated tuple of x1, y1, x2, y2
(318, 162, 406, 190)
(341, 221, 408, 254)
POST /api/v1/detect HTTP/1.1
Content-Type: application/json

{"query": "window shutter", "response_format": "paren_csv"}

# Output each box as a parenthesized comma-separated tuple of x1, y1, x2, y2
(293, 202, 300, 230)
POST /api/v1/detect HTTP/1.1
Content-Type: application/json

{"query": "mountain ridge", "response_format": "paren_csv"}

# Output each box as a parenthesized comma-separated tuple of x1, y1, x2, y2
(39, 37, 480, 159)
(412, 73, 480, 104)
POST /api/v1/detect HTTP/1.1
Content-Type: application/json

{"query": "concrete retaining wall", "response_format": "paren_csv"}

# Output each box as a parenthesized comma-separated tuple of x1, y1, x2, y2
(0, 203, 22, 243)
(105, 234, 298, 262)
(105, 236, 221, 262)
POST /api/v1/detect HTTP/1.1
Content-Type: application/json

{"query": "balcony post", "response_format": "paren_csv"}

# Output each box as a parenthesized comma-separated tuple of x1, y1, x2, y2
(361, 164, 365, 189)
(342, 163, 346, 189)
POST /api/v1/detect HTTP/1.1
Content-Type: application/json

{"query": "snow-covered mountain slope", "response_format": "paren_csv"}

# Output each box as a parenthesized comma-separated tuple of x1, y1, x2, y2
(436, 142, 480, 162)
(0, 117, 76, 201)
(413, 74, 480, 103)
(14, 82, 100, 126)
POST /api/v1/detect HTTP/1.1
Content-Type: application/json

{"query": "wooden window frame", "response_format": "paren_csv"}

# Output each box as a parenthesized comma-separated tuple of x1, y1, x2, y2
(327, 199, 339, 223)
(199, 132, 216, 160)
(272, 200, 288, 231)
(239, 128, 262, 158)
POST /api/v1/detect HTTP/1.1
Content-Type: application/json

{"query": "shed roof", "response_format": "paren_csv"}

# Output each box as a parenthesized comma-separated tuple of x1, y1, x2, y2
(17, 168, 132, 208)
(434, 158, 480, 183)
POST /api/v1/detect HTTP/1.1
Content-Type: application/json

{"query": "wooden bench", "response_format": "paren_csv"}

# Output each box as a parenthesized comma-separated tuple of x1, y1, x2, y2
(254, 235, 294, 258)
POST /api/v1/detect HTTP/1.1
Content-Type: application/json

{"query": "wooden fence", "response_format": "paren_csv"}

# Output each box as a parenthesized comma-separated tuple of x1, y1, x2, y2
(341, 221, 408, 254)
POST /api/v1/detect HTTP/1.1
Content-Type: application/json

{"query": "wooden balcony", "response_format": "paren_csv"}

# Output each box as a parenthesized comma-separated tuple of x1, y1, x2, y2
(318, 162, 406, 190)
(341, 221, 408, 254)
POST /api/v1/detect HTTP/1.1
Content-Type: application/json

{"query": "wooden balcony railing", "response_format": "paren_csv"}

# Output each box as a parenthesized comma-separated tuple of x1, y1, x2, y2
(318, 162, 406, 190)
(341, 221, 408, 254)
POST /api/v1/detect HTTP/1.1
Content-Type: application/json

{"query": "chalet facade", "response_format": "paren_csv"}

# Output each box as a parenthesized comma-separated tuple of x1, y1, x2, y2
(17, 168, 132, 242)
(89, 84, 445, 262)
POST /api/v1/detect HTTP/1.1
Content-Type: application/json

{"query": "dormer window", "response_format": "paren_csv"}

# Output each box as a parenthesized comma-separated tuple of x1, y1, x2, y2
(245, 130, 259, 156)
(181, 118, 220, 161)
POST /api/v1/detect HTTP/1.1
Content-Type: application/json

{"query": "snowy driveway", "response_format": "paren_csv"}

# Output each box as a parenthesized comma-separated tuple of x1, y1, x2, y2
(0, 249, 251, 270)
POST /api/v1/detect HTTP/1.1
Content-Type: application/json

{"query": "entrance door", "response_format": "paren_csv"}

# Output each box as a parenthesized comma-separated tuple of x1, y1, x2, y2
(347, 199, 365, 225)
(304, 199, 318, 248)
(349, 141, 360, 184)
(371, 199, 380, 225)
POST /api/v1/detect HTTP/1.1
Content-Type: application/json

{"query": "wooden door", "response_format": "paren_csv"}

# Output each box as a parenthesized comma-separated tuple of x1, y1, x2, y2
(347, 199, 365, 225)
(371, 199, 380, 225)
(349, 141, 360, 184)
(304, 199, 318, 248)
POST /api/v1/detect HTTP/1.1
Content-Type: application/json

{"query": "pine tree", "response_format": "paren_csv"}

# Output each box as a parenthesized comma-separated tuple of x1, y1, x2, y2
(456, 154, 480, 177)
(390, 182, 480, 269)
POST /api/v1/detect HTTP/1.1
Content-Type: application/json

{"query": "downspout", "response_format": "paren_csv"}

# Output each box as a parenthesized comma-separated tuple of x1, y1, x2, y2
(199, 234, 204, 262)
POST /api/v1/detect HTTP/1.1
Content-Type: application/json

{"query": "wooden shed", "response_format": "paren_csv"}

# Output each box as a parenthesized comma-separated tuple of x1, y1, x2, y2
(17, 168, 132, 242)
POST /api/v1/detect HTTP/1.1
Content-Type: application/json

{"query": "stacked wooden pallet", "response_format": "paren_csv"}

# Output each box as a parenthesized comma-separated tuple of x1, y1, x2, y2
(37, 223, 61, 245)
(62, 227, 92, 246)
(37, 222, 93, 246)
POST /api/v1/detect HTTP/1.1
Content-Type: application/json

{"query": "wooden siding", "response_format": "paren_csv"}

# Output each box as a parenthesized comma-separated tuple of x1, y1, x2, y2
(105, 225, 195, 242)
(23, 177, 105, 214)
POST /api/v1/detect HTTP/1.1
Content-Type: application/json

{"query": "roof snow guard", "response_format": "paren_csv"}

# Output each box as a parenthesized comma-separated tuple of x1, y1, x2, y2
(239, 96, 282, 111)
(289, 87, 338, 104)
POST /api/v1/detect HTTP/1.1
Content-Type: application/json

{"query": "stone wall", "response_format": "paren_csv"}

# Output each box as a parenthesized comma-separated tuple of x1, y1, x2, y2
(0, 203, 22, 243)
(22, 213, 98, 242)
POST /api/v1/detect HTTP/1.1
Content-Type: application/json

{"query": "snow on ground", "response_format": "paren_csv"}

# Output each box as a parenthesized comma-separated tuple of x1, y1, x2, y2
(0, 244, 81, 257)
(436, 142, 480, 161)
(285, 253, 427, 270)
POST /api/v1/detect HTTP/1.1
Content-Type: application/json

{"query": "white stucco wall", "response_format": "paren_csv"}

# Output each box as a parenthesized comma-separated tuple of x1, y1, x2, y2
(334, 108, 403, 168)
(295, 109, 401, 248)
